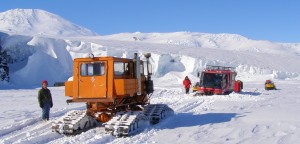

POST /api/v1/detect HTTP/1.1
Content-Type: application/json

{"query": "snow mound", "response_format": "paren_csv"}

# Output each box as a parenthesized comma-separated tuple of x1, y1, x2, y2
(101, 32, 300, 55)
(1, 31, 300, 88)
(0, 9, 98, 37)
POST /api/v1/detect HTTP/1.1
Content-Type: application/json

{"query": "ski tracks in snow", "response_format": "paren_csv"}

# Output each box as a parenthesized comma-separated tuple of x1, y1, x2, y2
(0, 86, 283, 144)
(108, 87, 215, 143)
(0, 118, 62, 144)
(152, 87, 214, 114)
(0, 107, 86, 144)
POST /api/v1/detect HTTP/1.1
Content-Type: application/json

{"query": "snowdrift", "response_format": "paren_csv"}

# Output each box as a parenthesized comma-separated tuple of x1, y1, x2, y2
(0, 31, 300, 88)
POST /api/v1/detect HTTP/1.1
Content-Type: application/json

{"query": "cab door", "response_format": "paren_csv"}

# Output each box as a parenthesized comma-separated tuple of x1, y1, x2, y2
(78, 61, 107, 98)
(221, 74, 228, 90)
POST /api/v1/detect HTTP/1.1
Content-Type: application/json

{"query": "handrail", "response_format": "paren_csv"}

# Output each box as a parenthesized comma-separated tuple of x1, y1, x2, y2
(205, 65, 235, 71)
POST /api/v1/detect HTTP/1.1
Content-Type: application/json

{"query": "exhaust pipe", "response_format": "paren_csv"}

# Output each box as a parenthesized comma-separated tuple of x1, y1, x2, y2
(134, 53, 141, 96)
(143, 53, 154, 94)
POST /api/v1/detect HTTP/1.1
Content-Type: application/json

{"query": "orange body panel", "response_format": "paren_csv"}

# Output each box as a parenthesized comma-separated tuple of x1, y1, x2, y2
(114, 79, 137, 96)
(65, 56, 151, 122)
(65, 81, 73, 97)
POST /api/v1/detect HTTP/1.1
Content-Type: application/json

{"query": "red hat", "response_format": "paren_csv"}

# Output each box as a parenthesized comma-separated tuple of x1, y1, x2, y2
(42, 80, 48, 85)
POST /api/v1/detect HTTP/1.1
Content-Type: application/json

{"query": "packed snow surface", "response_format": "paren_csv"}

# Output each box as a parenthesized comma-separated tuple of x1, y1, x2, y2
(0, 9, 300, 144)
(0, 81, 300, 144)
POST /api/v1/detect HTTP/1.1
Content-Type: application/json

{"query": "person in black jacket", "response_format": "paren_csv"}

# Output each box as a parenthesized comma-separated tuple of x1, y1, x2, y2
(38, 80, 53, 121)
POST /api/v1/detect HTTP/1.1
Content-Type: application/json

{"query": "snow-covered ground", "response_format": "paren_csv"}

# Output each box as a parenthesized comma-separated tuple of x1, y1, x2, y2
(0, 9, 300, 144)
(0, 80, 300, 144)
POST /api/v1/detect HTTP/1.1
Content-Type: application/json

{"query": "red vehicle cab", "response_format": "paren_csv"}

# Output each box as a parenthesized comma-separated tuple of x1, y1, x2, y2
(197, 65, 241, 95)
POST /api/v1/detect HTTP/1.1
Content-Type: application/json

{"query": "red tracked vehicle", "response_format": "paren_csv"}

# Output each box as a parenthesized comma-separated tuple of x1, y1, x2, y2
(196, 65, 242, 95)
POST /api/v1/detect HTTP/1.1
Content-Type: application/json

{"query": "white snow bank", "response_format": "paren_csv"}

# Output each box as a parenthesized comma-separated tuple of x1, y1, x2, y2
(1, 31, 300, 88)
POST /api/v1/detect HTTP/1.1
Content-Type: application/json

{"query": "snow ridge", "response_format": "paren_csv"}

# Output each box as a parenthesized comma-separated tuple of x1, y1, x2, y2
(0, 31, 300, 87)
(0, 9, 98, 37)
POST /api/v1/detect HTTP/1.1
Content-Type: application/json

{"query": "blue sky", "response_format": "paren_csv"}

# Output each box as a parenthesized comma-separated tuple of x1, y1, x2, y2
(1, 0, 299, 43)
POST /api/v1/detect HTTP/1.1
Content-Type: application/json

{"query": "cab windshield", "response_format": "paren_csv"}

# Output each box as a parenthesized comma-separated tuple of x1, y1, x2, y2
(200, 73, 226, 88)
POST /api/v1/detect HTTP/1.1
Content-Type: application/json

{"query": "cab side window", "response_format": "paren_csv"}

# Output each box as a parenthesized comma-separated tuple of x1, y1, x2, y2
(124, 62, 130, 75)
(80, 62, 105, 76)
(114, 62, 124, 75)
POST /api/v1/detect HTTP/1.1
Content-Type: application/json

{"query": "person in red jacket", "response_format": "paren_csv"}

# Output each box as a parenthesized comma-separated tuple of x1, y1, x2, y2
(183, 76, 192, 94)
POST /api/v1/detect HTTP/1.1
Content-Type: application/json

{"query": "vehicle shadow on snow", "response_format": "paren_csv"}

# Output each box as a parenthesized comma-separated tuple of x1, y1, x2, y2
(238, 91, 261, 96)
(159, 113, 240, 129)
